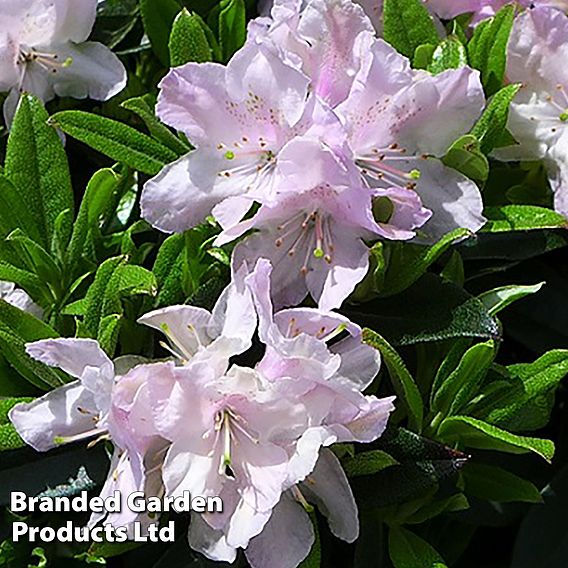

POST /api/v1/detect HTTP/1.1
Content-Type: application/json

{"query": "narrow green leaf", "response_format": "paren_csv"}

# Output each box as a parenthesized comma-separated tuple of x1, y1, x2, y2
(6, 231, 62, 291)
(463, 463, 543, 503)
(49, 111, 178, 176)
(383, 0, 440, 59)
(68, 168, 124, 271)
(405, 493, 469, 524)
(438, 415, 555, 462)
(471, 350, 568, 431)
(442, 134, 489, 184)
(478, 282, 545, 316)
(169, 8, 213, 66)
(0, 175, 39, 242)
(343, 450, 399, 477)
(219, 0, 246, 62)
(471, 84, 521, 154)
(121, 96, 189, 155)
(5, 94, 74, 250)
(0, 264, 49, 304)
(140, 0, 181, 65)
(380, 228, 472, 297)
(482, 205, 568, 232)
(432, 340, 496, 417)
(467, 5, 515, 95)
(362, 329, 423, 432)
(389, 526, 448, 568)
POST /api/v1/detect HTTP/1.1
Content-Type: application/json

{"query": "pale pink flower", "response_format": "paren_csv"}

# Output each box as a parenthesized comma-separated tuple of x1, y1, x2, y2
(8, 339, 168, 530)
(495, 6, 568, 216)
(0, 0, 126, 123)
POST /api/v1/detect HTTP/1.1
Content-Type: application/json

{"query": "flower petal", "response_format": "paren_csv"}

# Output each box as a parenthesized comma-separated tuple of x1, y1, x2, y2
(405, 157, 485, 241)
(245, 493, 314, 568)
(302, 448, 358, 542)
(188, 513, 238, 563)
(49, 41, 126, 101)
(25, 338, 113, 379)
(9, 381, 99, 451)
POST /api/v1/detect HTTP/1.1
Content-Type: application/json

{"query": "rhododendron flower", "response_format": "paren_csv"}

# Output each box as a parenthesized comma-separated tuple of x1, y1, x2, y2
(337, 39, 486, 241)
(216, 138, 429, 310)
(244, 0, 375, 108)
(0, 0, 126, 123)
(191, 449, 360, 568)
(138, 262, 258, 366)
(141, 44, 320, 233)
(8, 339, 167, 530)
(0, 280, 42, 318)
(496, 7, 568, 217)
(139, 259, 394, 566)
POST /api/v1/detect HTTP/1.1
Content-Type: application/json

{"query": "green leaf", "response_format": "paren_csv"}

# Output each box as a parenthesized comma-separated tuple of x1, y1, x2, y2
(389, 526, 447, 568)
(0, 424, 25, 452)
(0, 299, 64, 390)
(467, 5, 515, 95)
(428, 37, 467, 75)
(0, 175, 38, 242)
(348, 274, 500, 347)
(49, 111, 178, 176)
(482, 205, 568, 232)
(351, 427, 468, 509)
(431, 340, 496, 418)
(471, 84, 521, 154)
(79, 257, 125, 338)
(153, 233, 187, 307)
(478, 282, 545, 316)
(379, 228, 472, 297)
(169, 8, 213, 66)
(438, 416, 555, 462)
(140, 0, 181, 65)
(405, 493, 469, 524)
(68, 168, 124, 271)
(413, 43, 436, 69)
(471, 350, 568, 432)
(343, 450, 399, 477)
(463, 463, 543, 503)
(442, 134, 489, 184)
(218, 0, 246, 62)
(5, 94, 74, 251)
(121, 96, 190, 155)
(79, 257, 157, 354)
(0, 263, 48, 304)
(6, 230, 62, 292)
(383, 0, 440, 59)
(362, 329, 423, 431)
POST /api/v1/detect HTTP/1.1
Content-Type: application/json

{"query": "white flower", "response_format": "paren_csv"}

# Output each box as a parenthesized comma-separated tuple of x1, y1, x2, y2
(495, 6, 568, 217)
(0, 0, 126, 123)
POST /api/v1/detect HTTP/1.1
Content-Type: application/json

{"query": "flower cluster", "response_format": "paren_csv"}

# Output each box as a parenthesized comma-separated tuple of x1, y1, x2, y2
(141, 0, 487, 310)
(10, 259, 395, 566)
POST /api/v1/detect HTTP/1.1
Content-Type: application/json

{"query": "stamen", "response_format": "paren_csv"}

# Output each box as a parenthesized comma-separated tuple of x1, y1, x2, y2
(291, 486, 314, 513)
(54, 427, 104, 446)
(322, 323, 348, 343)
